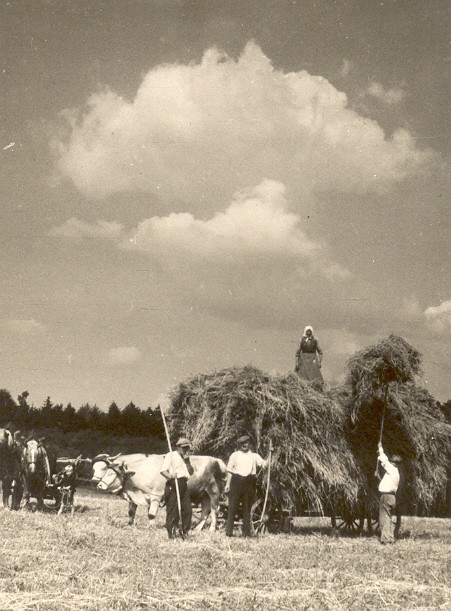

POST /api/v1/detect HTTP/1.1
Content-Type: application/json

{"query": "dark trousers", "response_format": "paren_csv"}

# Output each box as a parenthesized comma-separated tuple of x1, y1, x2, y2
(379, 493, 396, 544)
(165, 477, 192, 537)
(226, 474, 256, 537)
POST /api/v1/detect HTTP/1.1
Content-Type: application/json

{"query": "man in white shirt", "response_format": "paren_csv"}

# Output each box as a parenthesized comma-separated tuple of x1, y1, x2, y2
(161, 438, 194, 538)
(225, 435, 270, 537)
(377, 441, 402, 544)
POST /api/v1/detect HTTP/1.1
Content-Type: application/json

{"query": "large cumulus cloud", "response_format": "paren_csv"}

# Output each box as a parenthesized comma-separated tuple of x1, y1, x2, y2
(53, 42, 432, 210)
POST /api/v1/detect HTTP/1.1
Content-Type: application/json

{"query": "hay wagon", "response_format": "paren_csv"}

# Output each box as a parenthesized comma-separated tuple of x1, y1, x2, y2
(191, 477, 396, 537)
(170, 338, 450, 537)
(213, 487, 399, 537)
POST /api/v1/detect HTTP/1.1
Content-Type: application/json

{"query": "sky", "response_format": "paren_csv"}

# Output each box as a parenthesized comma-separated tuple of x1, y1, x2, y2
(1, 0, 449, 410)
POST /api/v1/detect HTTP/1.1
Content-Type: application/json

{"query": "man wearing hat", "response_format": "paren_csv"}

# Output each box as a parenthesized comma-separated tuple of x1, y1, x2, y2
(225, 435, 270, 537)
(377, 441, 402, 544)
(160, 438, 194, 538)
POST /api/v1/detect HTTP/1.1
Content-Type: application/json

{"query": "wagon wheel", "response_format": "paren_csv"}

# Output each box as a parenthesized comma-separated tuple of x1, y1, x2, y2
(251, 498, 271, 534)
(331, 511, 364, 535)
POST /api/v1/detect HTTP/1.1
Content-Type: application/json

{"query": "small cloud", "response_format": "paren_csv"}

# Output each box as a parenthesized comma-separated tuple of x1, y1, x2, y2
(340, 59, 352, 77)
(107, 346, 141, 366)
(424, 300, 451, 334)
(2, 318, 46, 335)
(3, 142, 15, 151)
(49, 217, 123, 241)
(365, 81, 405, 105)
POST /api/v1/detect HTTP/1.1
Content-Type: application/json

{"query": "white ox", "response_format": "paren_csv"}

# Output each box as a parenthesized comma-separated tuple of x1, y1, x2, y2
(91, 453, 227, 531)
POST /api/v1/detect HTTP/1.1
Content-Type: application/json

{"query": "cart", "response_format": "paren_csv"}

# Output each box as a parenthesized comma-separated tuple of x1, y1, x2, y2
(209, 489, 402, 538)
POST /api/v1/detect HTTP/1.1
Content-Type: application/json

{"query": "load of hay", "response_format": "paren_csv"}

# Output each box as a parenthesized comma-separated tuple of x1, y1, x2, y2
(343, 335, 450, 515)
(168, 335, 449, 518)
(168, 366, 365, 515)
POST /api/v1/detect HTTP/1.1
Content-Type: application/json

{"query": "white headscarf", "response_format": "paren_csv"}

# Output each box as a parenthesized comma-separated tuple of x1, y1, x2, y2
(302, 325, 314, 338)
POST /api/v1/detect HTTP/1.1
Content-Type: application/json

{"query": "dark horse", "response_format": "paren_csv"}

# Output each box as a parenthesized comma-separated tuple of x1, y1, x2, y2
(0, 428, 23, 510)
(21, 438, 54, 510)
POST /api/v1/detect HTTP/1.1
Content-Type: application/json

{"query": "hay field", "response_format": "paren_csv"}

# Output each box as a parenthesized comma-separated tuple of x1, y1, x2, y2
(0, 488, 449, 611)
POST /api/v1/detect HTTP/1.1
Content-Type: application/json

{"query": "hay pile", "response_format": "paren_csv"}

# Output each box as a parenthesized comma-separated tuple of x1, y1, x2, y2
(344, 335, 450, 514)
(168, 335, 449, 517)
(346, 335, 422, 414)
(168, 366, 365, 515)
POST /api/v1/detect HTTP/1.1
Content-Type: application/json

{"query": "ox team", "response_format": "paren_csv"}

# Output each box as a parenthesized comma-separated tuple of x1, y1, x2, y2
(91, 435, 271, 539)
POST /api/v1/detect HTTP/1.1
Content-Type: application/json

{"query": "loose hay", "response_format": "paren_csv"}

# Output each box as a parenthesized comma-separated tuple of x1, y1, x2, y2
(168, 336, 449, 519)
(343, 335, 450, 515)
(346, 335, 422, 415)
(169, 366, 365, 515)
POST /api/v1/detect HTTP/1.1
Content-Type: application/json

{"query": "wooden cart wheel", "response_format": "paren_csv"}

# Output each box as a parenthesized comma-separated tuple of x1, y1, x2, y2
(331, 512, 364, 535)
(251, 498, 270, 534)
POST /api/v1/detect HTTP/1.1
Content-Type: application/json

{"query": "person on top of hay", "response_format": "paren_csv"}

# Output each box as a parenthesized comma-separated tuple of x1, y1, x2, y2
(160, 437, 194, 539)
(377, 441, 402, 544)
(225, 434, 272, 538)
(295, 326, 324, 387)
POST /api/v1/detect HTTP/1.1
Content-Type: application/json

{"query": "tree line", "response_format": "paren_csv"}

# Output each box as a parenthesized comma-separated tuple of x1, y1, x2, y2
(0, 388, 166, 439)
(0, 389, 169, 464)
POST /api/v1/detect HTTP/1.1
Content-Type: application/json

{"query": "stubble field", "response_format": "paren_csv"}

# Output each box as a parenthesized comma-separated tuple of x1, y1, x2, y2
(0, 488, 449, 611)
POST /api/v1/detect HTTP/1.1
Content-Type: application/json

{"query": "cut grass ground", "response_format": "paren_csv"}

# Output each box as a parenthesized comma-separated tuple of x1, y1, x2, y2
(0, 488, 449, 610)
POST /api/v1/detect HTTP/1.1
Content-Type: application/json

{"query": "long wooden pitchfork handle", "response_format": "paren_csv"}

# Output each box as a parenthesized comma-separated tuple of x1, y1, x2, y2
(259, 441, 273, 534)
(159, 405, 185, 539)
(374, 387, 388, 477)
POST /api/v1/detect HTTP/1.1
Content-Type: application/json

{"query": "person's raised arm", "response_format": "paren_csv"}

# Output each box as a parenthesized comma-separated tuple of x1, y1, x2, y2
(377, 441, 391, 470)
